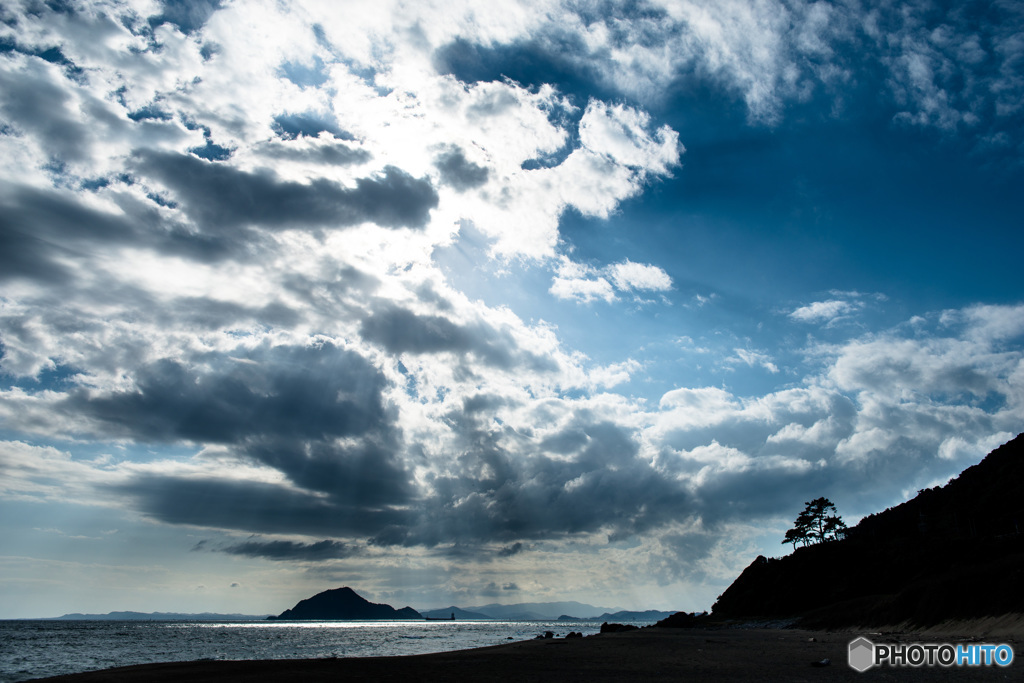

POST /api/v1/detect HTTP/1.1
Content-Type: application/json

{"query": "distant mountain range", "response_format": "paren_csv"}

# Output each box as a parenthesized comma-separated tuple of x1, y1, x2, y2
(269, 589, 667, 622)
(420, 606, 491, 620)
(44, 589, 673, 623)
(419, 604, 673, 622)
(557, 610, 676, 622)
(701, 432, 1024, 629)
(456, 600, 628, 621)
(51, 611, 269, 621)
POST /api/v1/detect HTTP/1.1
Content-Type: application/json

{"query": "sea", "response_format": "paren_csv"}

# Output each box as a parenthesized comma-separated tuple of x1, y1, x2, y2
(0, 618, 622, 682)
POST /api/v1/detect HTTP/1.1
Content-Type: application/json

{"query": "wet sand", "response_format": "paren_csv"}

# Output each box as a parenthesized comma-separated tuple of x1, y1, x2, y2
(34, 627, 1021, 682)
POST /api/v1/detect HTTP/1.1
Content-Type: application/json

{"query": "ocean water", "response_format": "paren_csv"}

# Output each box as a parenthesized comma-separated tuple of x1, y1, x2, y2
(0, 619, 612, 682)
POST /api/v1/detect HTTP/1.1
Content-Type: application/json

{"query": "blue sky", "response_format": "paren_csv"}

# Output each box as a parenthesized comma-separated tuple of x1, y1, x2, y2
(1, 0, 1023, 619)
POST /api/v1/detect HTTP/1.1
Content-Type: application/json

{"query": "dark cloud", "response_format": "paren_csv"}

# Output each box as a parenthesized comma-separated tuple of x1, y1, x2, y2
(66, 342, 420, 524)
(360, 304, 555, 372)
(220, 539, 356, 561)
(158, 297, 300, 331)
(0, 178, 268, 278)
(0, 214, 72, 284)
(0, 184, 137, 284)
(118, 200, 255, 263)
(63, 342, 390, 444)
(257, 141, 371, 166)
(385, 416, 690, 547)
(0, 57, 92, 162)
(498, 542, 524, 557)
(360, 306, 502, 360)
(479, 581, 519, 596)
(111, 475, 413, 537)
(461, 393, 509, 414)
(432, 35, 609, 105)
(133, 151, 438, 230)
(199, 42, 219, 60)
(279, 264, 380, 317)
(242, 436, 415, 506)
(434, 146, 489, 191)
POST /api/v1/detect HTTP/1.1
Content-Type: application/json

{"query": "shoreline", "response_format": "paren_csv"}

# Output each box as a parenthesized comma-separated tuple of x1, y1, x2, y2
(33, 626, 1022, 682)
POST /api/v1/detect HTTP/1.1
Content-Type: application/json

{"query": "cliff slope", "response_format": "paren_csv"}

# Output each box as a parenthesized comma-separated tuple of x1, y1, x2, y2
(709, 433, 1024, 628)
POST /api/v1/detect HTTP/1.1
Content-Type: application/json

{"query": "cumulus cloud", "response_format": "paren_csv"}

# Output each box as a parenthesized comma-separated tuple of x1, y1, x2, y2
(62, 343, 391, 444)
(549, 273, 616, 304)
(578, 101, 681, 174)
(550, 257, 673, 303)
(609, 260, 673, 292)
(956, 304, 1024, 344)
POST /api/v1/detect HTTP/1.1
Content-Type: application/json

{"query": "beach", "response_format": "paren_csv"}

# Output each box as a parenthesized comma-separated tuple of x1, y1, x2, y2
(33, 626, 1022, 682)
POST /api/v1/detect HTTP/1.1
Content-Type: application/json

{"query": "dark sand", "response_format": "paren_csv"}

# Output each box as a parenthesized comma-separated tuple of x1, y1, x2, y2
(34, 626, 1022, 682)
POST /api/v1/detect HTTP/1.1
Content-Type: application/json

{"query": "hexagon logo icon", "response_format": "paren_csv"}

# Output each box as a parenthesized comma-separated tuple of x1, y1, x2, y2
(848, 637, 875, 672)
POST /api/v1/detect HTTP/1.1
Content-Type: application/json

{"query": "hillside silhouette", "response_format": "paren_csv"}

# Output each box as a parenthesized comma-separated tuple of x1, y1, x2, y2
(705, 433, 1024, 629)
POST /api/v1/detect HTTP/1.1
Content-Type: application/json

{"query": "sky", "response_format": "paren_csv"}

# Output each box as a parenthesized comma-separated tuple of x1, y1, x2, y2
(1, 0, 1023, 619)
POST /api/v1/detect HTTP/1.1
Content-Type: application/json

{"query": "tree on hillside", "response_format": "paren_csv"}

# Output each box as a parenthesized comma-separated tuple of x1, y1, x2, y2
(782, 525, 810, 550)
(822, 511, 848, 541)
(782, 497, 846, 550)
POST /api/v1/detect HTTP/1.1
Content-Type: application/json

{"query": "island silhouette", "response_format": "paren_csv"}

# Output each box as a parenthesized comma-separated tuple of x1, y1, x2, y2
(268, 586, 422, 620)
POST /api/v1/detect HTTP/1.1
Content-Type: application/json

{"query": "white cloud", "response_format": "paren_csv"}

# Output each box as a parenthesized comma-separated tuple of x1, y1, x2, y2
(609, 260, 673, 292)
(959, 304, 1024, 343)
(728, 348, 779, 374)
(790, 299, 860, 323)
(0, 441, 107, 502)
(827, 336, 1010, 400)
(936, 432, 1014, 462)
(549, 274, 617, 304)
(550, 257, 674, 303)
(578, 101, 681, 174)
(657, 386, 739, 424)
(765, 418, 841, 447)
(588, 359, 642, 389)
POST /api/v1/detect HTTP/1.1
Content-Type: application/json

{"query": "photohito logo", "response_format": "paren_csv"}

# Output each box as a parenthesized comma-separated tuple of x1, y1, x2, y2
(848, 636, 1014, 672)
